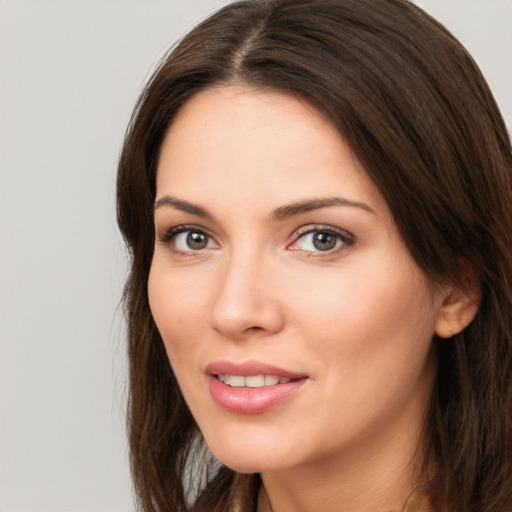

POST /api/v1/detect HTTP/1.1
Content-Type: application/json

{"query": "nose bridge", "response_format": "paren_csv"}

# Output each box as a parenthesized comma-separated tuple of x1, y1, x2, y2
(209, 243, 283, 339)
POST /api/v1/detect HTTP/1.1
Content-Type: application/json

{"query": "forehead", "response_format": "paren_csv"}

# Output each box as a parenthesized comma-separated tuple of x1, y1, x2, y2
(156, 86, 384, 212)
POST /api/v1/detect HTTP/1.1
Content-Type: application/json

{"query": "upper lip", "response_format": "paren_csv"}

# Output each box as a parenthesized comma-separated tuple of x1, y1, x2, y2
(205, 360, 308, 379)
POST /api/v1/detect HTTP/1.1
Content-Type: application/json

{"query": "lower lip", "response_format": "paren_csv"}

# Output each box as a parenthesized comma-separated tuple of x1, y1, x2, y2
(208, 375, 308, 414)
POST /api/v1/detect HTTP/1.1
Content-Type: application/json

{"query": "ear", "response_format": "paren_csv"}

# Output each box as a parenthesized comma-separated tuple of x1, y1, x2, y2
(435, 276, 481, 339)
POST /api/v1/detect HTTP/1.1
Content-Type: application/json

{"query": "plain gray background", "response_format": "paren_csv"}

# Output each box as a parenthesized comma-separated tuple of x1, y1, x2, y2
(0, 1, 510, 511)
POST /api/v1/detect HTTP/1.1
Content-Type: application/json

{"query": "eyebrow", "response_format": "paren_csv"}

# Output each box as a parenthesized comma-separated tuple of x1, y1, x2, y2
(153, 195, 376, 221)
(270, 197, 376, 221)
(153, 195, 214, 220)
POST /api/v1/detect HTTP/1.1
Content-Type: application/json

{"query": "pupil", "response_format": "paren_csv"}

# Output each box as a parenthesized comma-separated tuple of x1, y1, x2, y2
(187, 231, 208, 249)
(313, 232, 336, 251)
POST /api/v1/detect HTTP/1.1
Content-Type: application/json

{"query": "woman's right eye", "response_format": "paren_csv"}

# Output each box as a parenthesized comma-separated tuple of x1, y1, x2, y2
(159, 227, 218, 252)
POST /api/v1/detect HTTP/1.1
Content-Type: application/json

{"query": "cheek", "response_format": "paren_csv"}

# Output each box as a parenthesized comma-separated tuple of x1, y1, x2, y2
(148, 264, 209, 362)
(299, 270, 430, 331)
(290, 257, 437, 372)
(290, 266, 437, 437)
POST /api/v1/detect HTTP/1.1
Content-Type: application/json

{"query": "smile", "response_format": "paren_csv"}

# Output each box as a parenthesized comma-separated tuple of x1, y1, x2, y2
(206, 362, 309, 414)
(216, 374, 293, 387)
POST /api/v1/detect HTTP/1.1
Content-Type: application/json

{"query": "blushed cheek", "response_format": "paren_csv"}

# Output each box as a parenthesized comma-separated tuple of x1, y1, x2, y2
(296, 264, 434, 362)
(148, 274, 206, 367)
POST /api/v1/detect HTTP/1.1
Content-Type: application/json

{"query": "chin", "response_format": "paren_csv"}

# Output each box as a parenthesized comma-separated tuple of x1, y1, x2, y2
(214, 455, 284, 475)
(204, 435, 294, 474)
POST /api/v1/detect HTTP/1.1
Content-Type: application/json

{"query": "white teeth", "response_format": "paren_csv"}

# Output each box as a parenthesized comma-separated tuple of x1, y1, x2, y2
(225, 375, 245, 387)
(217, 374, 293, 388)
(245, 375, 265, 387)
(264, 375, 280, 386)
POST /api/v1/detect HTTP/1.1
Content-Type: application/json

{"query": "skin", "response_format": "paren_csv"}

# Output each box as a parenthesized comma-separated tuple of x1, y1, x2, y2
(148, 86, 476, 512)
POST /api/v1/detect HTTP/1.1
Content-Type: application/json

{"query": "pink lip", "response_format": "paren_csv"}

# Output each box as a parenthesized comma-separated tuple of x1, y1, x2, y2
(205, 360, 309, 414)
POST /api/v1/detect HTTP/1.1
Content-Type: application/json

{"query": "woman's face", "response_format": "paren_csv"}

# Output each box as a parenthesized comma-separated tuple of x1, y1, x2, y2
(149, 86, 446, 475)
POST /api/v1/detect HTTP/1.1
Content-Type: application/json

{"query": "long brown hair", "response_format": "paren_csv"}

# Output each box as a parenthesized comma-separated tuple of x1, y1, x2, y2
(116, 1, 512, 510)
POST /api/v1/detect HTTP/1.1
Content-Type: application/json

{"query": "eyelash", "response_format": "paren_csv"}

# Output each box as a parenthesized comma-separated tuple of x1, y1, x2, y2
(288, 225, 354, 255)
(157, 224, 216, 255)
(157, 224, 355, 256)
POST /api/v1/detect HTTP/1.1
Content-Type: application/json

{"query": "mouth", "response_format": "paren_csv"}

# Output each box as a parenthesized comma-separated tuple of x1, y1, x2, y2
(206, 361, 309, 414)
(216, 374, 294, 387)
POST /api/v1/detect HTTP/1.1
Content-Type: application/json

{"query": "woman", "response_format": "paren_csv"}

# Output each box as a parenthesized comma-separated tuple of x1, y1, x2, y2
(116, 0, 512, 511)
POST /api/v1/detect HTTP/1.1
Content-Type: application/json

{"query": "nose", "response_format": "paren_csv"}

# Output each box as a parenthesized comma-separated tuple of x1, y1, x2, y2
(209, 252, 285, 340)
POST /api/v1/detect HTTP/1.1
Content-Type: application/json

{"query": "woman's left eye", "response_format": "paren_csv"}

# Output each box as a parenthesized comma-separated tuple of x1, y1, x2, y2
(289, 228, 353, 253)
